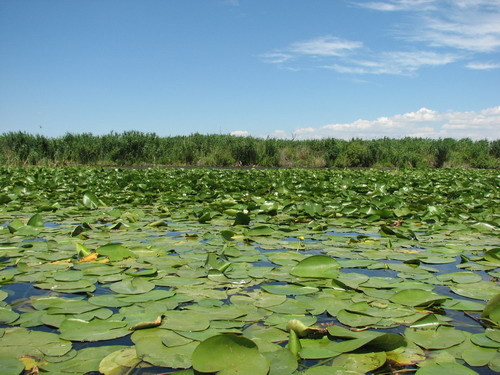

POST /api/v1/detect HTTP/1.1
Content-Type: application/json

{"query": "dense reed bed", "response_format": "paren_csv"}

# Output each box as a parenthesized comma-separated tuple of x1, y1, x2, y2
(1, 131, 498, 168)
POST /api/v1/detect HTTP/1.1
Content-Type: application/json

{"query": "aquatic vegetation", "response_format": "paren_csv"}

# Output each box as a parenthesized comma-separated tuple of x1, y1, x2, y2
(0, 167, 498, 374)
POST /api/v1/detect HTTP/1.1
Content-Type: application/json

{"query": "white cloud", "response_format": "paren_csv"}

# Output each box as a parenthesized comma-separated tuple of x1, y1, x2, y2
(324, 50, 459, 75)
(230, 130, 250, 136)
(357, 0, 437, 11)
(288, 36, 363, 57)
(359, 0, 500, 53)
(295, 127, 316, 134)
(267, 106, 500, 140)
(466, 62, 500, 69)
(263, 1, 500, 75)
(261, 35, 363, 67)
(260, 53, 293, 64)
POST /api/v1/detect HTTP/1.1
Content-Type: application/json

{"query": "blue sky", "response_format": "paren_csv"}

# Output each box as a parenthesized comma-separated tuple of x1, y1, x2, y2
(1, 0, 499, 140)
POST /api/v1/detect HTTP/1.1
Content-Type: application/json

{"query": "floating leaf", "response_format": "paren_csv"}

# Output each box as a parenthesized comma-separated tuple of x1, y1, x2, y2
(337, 309, 381, 327)
(97, 243, 137, 261)
(109, 277, 154, 295)
(290, 255, 340, 279)
(263, 347, 298, 375)
(132, 328, 195, 368)
(99, 347, 142, 375)
(0, 356, 24, 375)
(59, 318, 129, 341)
(331, 351, 387, 373)
(0, 307, 20, 324)
(415, 362, 479, 375)
(299, 337, 342, 359)
(162, 310, 210, 332)
(261, 284, 319, 295)
(390, 289, 449, 307)
(192, 334, 270, 375)
(483, 248, 500, 264)
(0, 327, 72, 358)
(42, 346, 126, 374)
(451, 281, 500, 301)
(461, 338, 497, 366)
(405, 326, 467, 350)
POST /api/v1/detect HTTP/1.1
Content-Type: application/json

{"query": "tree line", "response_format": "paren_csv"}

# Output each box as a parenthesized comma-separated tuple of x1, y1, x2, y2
(0, 131, 498, 168)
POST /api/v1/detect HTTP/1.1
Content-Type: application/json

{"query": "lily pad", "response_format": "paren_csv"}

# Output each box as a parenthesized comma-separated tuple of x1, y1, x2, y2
(415, 362, 478, 375)
(99, 347, 142, 375)
(42, 346, 126, 374)
(331, 351, 387, 373)
(261, 284, 319, 295)
(290, 255, 340, 279)
(192, 334, 270, 375)
(0, 356, 24, 375)
(405, 326, 467, 350)
(97, 243, 137, 261)
(109, 277, 155, 295)
(59, 318, 129, 341)
(390, 289, 449, 307)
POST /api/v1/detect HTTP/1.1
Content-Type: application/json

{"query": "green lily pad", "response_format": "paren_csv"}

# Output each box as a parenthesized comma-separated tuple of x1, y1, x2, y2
(437, 272, 482, 284)
(161, 310, 210, 332)
(337, 309, 381, 327)
(98, 347, 142, 375)
(290, 255, 340, 279)
(59, 318, 129, 341)
(35, 279, 96, 293)
(109, 277, 155, 294)
(192, 334, 270, 375)
(0, 307, 20, 324)
(405, 326, 467, 350)
(97, 243, 137, 261)
(263, 347, 298, 375)
(461, 338, 497, 366)
(261, 284, 319, 295)
(299, 337, 342, 359)
(415, 362, 478, 375)
(0, 356, 24, 375)
(88, 294, 133, 308)
(331, 351, 387, 373)
(483, 248, 500, 264)
(0, 327, 72, 358)
(390, 289, 449, 307)
(42, 346, 126, 374)
(451, 281, 500, 301)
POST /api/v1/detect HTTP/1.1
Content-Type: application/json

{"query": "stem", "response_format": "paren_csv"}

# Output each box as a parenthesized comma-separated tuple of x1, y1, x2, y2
(124, 359, 143, 375)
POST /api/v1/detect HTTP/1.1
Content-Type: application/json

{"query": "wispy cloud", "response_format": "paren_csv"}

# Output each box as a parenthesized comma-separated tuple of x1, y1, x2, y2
(324, 50, 459, 75)
(261, 35, 363, 70)
(260, 53, 293, 64)
(466, 61, 500, 69)
(263, 1, 500, 75)
(358, 0, 500, 52)
(357, 0, 437, 11)
(238, 106, 499, 140)
(288, 36, 363, 56)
